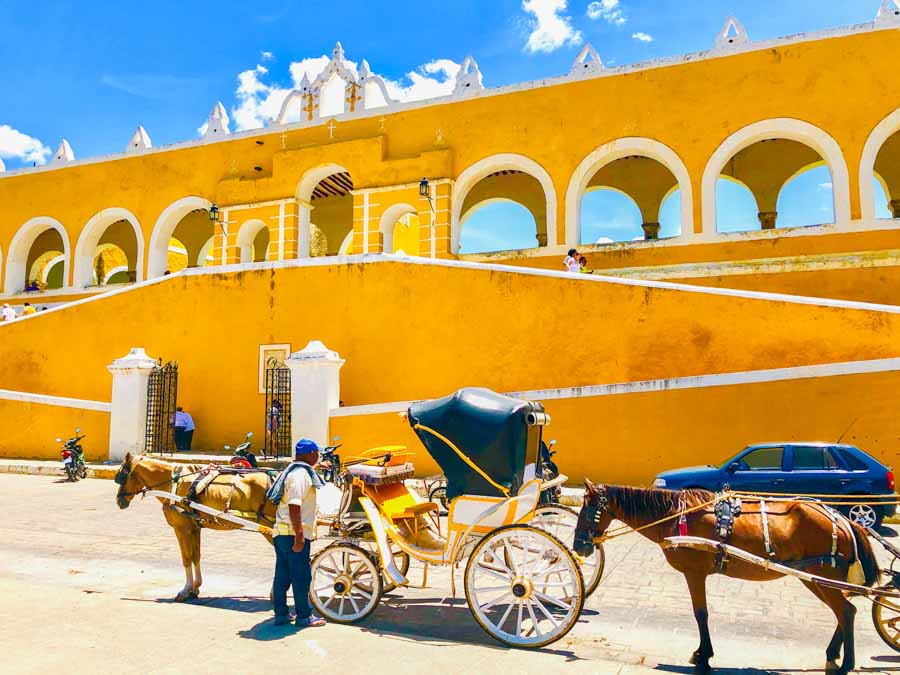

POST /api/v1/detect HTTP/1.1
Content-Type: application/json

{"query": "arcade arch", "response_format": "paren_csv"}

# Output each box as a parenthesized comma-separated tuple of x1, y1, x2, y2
(296, 165, 354, 257)
(73, 208, 143, 287)
(148, 196, 213, 278)
(4, 217, 70, 294)
(859, 108, 900, 220)
(566, 138, 692, 245)
(378, 203, 419, 254)
(702, 118, 850, 233)
(452, 154, 557, 254)
(236, 219, 272, 263)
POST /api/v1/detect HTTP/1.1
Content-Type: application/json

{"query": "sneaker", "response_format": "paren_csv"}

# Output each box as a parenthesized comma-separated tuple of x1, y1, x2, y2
(295, 614, 326, 628)
(273, 612, 296, 626)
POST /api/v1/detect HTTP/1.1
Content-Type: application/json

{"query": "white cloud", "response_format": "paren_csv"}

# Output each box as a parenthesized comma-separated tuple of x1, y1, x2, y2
(818, 182, 833, 190)
(522, 0, 583, 53)
(632, 31, 653, 42)
(587, 0, 626, 26)
(260, 51, 274, 61)
(596, 236, 614, 244)
(0, 124, 51, 165)
(224, 55, 461, 133)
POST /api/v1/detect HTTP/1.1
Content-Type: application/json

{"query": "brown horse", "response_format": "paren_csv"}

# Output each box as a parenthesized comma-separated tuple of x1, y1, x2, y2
(114, 454, 275, 601)
(573, 481, 878, 674)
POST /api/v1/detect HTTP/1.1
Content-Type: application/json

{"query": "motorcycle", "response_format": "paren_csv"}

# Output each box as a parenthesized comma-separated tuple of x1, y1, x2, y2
(316, 437, 344, 485)
(57, 428, 87, 482)
(225, 432, 259, 468)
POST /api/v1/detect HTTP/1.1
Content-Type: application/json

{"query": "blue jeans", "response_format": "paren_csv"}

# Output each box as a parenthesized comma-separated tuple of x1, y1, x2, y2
(273, 535, 313, 619)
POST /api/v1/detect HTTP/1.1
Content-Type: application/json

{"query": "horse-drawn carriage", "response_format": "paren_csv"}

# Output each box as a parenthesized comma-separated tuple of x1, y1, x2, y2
(309, 387, 599, 647)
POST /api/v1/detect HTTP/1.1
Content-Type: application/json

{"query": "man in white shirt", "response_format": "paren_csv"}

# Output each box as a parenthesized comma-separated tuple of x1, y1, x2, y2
(173, 407, 195, 451)
(563, 248, 581, 273)
(272, 438, 326, 628)
(1, 304, 17, 321)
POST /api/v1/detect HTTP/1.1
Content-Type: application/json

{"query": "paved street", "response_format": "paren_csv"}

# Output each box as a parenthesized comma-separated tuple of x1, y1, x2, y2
(2, 474, 900, 674)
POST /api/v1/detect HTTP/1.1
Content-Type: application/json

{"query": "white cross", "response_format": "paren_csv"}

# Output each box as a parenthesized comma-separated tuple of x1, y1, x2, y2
(435, 128, 444, 144)
(379, 116, 386, 132)
(328, 119, 336, 140)
(280, 131, 287, 150)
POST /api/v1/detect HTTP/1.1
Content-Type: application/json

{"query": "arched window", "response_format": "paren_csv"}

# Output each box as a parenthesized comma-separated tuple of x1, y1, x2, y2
(776, 165, 835, 228)
(580, 188, 643, 243)
(459, 201, 538, 254)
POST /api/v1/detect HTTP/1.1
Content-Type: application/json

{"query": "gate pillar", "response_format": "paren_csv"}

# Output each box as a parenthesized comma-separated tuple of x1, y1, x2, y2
(107, 347, 158, 462)
(285, 340, 344, 448)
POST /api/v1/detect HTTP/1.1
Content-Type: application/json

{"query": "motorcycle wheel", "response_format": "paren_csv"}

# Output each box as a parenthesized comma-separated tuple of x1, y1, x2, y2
(78, 464, 87, 480)
(65, 465, 76, 482)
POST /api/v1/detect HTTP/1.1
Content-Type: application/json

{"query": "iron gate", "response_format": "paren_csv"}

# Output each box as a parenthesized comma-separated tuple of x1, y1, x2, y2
(264, 357, 291, 459)
(145, 360, 178, 455)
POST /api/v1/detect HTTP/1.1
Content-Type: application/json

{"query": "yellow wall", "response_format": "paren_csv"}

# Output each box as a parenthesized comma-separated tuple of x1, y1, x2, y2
(332, 368, 900, 486)
(0, 400, 110, 462)
(0, 259, 898, 452)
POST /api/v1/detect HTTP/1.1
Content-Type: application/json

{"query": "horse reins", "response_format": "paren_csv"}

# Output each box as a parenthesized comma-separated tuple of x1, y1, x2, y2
(116, 460, 204, 498)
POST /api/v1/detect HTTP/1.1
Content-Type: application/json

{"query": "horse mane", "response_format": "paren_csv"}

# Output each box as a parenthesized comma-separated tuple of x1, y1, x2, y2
(604, 485, 713, 522)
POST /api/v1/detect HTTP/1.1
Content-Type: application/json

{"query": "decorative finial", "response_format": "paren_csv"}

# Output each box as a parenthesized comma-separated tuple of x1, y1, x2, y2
(452, 56, 484, 97)
(715, 17, 750, 49)
(50, 139, 75, 165)
(570, 44, 604, 77)
(359, 59, 371, 80)
(876, 0, 900, 25)
(299, 72, 311, 91)
(125, 125, 152, 153)
(333, 41, 345, 59)
(203, 101, 231, 138)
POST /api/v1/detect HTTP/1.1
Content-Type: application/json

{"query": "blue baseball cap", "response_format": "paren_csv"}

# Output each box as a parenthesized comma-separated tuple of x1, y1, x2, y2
(294, 438, 321, 457)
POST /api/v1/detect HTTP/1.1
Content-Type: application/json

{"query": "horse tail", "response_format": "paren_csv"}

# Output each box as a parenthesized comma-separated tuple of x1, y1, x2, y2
(849, 520, 879, 587)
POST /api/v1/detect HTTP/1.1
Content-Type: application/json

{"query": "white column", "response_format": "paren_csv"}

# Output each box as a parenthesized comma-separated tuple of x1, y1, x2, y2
(285, 340, 345, 448)
(107, 347, 158, 462)
(297, 201, 312, 258)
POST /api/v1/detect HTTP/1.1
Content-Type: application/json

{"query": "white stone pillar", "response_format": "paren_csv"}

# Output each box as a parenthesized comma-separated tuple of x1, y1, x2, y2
(297, 201, 312, 258)
(285, 340, 345, 448)
(107, 348, 158, 462)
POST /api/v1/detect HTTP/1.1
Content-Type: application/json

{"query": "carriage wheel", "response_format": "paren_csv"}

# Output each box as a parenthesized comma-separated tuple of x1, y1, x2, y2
(310, 543, 382, 624)
(872, 588, 900, 652)
(532, 505, 604, 598)
(465, 525, 584, 648)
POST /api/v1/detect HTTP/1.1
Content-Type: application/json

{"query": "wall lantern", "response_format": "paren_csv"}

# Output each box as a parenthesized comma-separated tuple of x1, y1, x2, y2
(208, 203, 220, 222)
(419, 177, 429, 197)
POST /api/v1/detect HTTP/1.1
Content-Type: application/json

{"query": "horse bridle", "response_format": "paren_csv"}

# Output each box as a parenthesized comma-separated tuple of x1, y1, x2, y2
(574, 486, 609, 550)
(115, 459, 190, 498)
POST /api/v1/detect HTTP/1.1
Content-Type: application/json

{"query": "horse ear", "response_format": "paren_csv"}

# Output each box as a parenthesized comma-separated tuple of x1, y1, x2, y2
(584, 478, 597, 494)
(124, 452, 132, 464)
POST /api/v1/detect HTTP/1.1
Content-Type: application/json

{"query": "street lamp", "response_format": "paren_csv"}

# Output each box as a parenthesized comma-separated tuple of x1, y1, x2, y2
(208, 203, 221, 222)
(419, 178, 437, 258)
(419, 177, 429, 198)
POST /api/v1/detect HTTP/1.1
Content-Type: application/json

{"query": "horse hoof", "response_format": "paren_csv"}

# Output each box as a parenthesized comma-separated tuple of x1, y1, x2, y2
(824, 661, 839, 675)
(188, 590, 199, 599)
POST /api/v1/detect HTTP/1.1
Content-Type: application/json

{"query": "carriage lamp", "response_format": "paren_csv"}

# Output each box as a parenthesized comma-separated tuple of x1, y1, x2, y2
(419, 177, 429, 197)
(208, 203, 220, 222)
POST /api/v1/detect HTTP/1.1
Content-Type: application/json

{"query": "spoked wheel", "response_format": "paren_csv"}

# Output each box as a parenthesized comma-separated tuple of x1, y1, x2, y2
(310, 543, 382, 624)
(429, 485, 449, 513)
(847, 503, 881, 529)
(465, 525, 584, 648)
(531, 505, 604, 598)
(872, 588, 900, 652)
(77, 464, 87, 480)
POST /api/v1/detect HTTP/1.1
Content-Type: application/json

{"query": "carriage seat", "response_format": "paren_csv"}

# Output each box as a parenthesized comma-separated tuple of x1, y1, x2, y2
(391, 501, 439, 520)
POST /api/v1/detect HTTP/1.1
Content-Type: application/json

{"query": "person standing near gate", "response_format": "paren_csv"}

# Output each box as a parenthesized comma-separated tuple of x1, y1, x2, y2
(269, 439, 326, 628)
(173, 406, 195, 451)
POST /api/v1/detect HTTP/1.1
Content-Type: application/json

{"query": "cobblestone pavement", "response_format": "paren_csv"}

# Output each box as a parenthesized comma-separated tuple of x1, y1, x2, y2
(2, 474, 900, 674)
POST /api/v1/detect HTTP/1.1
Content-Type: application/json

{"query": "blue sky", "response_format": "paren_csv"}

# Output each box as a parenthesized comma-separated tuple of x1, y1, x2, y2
(0, 1, 893, 249)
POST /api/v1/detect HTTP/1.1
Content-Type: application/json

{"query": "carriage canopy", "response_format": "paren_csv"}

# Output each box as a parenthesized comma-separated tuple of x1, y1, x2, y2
(408, 387, 549, 500)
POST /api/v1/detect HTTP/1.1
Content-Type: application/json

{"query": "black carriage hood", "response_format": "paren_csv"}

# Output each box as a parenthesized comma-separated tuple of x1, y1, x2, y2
(408, 387, 546, 501)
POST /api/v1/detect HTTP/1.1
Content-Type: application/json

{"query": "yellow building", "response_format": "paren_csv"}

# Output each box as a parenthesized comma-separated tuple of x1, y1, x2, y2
(0, 15, 899, 484)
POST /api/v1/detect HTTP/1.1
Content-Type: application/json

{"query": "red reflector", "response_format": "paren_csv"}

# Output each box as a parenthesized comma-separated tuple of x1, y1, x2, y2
(888, 470, 895, 492)
(62, 450, 71, 459)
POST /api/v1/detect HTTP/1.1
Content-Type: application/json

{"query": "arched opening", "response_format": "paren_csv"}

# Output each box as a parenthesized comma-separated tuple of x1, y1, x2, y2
(452, 154, 557, 253)
(871, 127, 900, 219)
(714, 178, 760, 233)
(198, 237, 216, 267)
(458, 171, 546, 253)
(580, 188, 644, 243)
(378, 204, 420, 254)
(577, 156, 682, 243)
(702, 119, 850, 233)
(73, 209, 143, 287)
(168, 237, 189, 273)
(91, 243, 131, 286)
(236, 219, 272, 263)
(4, 217, 71, 294)
(460, 200, 538, 254)
(715, 139, 834, 232)
(297, 168, 354, 258)
(318, 74, 346, 118)
(874, 176, 893, 219)
(148, 197, 213, 278)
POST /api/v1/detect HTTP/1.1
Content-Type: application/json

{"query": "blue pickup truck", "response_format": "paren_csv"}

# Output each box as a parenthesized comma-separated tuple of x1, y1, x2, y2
(653, 442, 896, 528)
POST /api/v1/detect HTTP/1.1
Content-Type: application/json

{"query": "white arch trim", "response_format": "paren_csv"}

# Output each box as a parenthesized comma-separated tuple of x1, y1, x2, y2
(451, 153, 558, 254)
(701, 118, 851, 234)
(73, 207, 144, 287)
(236, 218, 269, 263)
(41, 254, 66, 284)
(338, 231, 354, 255)
(4, 216, 71, 295)
(565, 137, 693, 245)
(197, 236, 215, 267)
(860, 107, 900, 220)
(378, 203, 417, 253)
(295, 163, 351, 258)
(147, 196, 212, 279)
